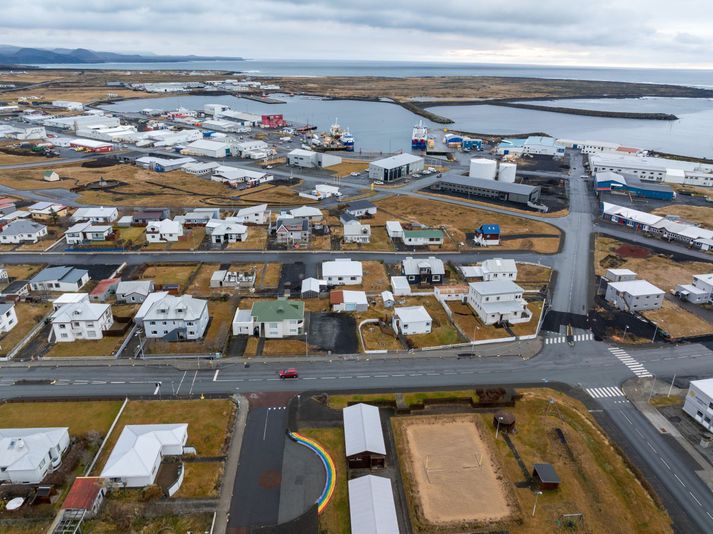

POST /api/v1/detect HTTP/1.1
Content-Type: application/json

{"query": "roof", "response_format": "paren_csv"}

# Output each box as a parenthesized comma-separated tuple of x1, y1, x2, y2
(348, 475, 400, 534)
(185, 139, 229, 150)
(236, 203, 268, 216)
(63, 477, 104, 510)
(100, 424, 187, 479)
(330, 290, 368, 306)
(370, 153, 423, 170)
(343, 403, 386, 457)
(0, 302, 14, 315)
(90, 278, 120, 296)
(533, 463, 560, 484)
(348, 200, 376, 211)
(403, 229, 444, 239)
(481, 258, 517, 274)
(390, 276, 410, 292)
(52, 293, 89, 307)
(601, 202, 663, 227)
(381, 291, 394, 302)
(72, 206, 117, 219)
(608, 279, 664, 296)
(289, 148, 317, 157)
(477, 223, 501, 234)
(469, 279, 524, 296)
(31, 266, 87, 284)
(0, 219, 46, 236)
(301, 278, 326, 294)
(694, 273, 713, 285)
(690, 378, 713, 397)
(606, 268, 637, 277)
(323, 259, 363, 278)
(290, 206, 322, 218)
(251, 299, 304, 322)
(116, 280, 153, 296)
(51, 301, 110, 323)
(385, 221, 403, 233)
(402, 256, 445, 276)
(233, 309, 253, 325)
(137, 293, 207, 322)
(147, 218, 183, 234)
(394, 305, 431, 324)
(439, 173, 539, 195)
(0, 427, 68, 473)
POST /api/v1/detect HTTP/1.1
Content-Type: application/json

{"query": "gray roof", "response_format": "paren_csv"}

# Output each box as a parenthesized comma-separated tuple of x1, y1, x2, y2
(439, 173, 539, 195)
(340, 212, 358, 224)
(116, 280, 153, 296)
(533, 463, 560, 484)
(348, 475, 400, 534)
(370, 153, 423, 170)
(1, 219, 46, 236)
(343, 403, 386, 457)
(0, 302, 14, 315)
(469, 279, 524, 296)
(347, 200, 376, 211)
(31, 266, 88, 284)
(402, 256, 445, 276)
(139, 293, 208, 321)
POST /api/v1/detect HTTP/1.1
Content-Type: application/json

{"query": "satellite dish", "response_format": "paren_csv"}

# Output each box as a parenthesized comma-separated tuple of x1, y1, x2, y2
(5, 497, 24, 511)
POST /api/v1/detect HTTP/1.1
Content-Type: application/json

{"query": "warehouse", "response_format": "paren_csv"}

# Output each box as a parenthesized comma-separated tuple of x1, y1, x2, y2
(595, 171, 675, 200)
(432, 173, 541, 205)
(69, 139, 113, 153)
(181, 139, 231, 158)
(589, 153, 713, 188)
(369, 154, 424, 182)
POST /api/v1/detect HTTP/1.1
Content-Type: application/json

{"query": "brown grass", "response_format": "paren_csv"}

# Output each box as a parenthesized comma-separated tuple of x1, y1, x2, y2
(83, 512, 213, 534)
(643, 299, 713, 339)
(243, 336, 259, 357)
(2, 264, 44, 280)
(225, 226, 268, 250)
(516, 263, 553, 289)
(44, 334, 127, 358)
(141, 264, 198, 288)
(239, 184, 311, 205)
(651, 204, 713, 230)
(447, 300, 511, 341)
(0, 152, 51, 165)
(509, 300, 543, 337)
(186, 263, 221, 296)
(174, 462, 224, 498)
(262, 338, 309, 356)
(360, 321, 403, 351)
(325, 159, 369, 177)
(0, 400, 121, 437)
(401, 296, 462, 348)
(0, 302, 51, 357)
(259, 263, 282, 289)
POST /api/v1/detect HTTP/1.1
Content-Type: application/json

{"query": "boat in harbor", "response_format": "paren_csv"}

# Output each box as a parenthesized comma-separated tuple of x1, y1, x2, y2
(412, 120, 428, 150)
(309, 118, 355, 151)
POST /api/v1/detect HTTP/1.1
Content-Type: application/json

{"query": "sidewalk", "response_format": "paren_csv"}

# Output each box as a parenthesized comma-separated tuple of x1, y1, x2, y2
(214, 394, 248, 534)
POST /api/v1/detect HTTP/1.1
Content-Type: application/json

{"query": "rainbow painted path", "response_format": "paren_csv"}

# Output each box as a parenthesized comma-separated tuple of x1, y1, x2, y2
(289, 431, 336, 514)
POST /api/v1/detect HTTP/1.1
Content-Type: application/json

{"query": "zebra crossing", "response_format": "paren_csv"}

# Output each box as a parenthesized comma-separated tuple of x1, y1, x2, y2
(608, 346, 653, 378)
(544, 332, 594, 345)
(586, 386, 625, 399)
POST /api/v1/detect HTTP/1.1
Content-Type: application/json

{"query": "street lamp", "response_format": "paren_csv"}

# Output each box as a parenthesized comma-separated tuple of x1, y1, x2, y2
(495, 416, 504, 440)
(532, 491, 543, 517)
(623, 324, 629, 341)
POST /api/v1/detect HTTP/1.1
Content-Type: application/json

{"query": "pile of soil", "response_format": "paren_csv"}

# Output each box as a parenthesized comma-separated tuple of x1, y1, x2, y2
(614, 243, 651, 258)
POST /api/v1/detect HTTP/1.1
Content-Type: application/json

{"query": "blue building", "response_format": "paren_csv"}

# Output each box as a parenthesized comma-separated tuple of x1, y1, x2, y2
(595, 171, 675, 201)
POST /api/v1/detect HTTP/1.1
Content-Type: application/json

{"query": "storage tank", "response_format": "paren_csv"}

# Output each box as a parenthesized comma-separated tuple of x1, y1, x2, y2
(498, 162, 517, 183)
(469, 158, 497, 180)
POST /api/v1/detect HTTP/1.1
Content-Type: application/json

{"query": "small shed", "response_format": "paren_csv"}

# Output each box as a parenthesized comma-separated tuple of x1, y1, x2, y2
(493, 411, 516, 433)
(43, 170, 60, 182)
(62, 477, 106, 517)
(381, 290, 395, 308)
(343, 403, 386, 469)
(532, 463, 560, 490)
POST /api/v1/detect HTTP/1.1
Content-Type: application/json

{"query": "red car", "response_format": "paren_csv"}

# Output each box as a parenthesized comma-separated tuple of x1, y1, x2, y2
(279, 368, 299, 379)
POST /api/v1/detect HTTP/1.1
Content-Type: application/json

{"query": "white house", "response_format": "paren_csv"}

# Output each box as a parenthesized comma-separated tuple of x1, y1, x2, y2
(50, 301, 114, 342)
(232, 299, 305, 338)
(52, 292, 89, 312)
(676, 273, 713, 304)
(288, 148, 319, 168)
(0, 302, 18, 334)
(146, 219, 184, 243)
(683, 378, 713, 432)
(385, 221, 404, 240)
(135, 293, 209, 341)
(65, 222, 112, 244)
(30, 266, 90, 292)
(301, 278, 327, 298)
(341, 213, 371, 244)
(331, 290, 368, 312)
(288, 206, 323, 222)
(390, 276, 411, 296)
(209, 222, 248, 244)
(71, 207, 119, 224)
(604, 268, 638, 283)
(100, 424, 188, 488)
(346, 200, 378, 218)
(234, 204, 269, 225)
(322, 259, 363, 286)
(392, 306, 432, 335)
(467, 280, 532, 325)
(0, 427, 70, 484)
(402, 228, 444, 247)
(479, 258, 518, 281)
(43, 170, 60, 182)
(381, 291, 395, 308)
(0, 220, 48, 244)
(605, 279, 665, 312)
(116, 281, 155, 303)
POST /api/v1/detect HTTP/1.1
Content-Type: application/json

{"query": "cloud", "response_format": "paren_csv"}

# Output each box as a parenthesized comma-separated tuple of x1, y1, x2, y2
(0, 0, 713, 67)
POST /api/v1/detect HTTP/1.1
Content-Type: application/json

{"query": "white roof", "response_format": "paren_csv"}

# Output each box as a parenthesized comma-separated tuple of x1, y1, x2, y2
(385, 221, 403, 233)
(116, 280, 153, 297)
(51, 301, 110, 323)
(371, 153, 423, 169)
(301, 277, 326, 294)
(394, 305, 431, 324)
(289, 148, 317, 157)
(481, 258, 517, 274)
(340, 290, 368, 305)
(348, 475, 400, 534)
(100, 424, 187, 479)
(136, 293, 207, 322)
(232, 308, 253, 325)
(211, 222, 247, 235)
(290, 206, 322, 218)
(694, 273, 713, 285)
(147, 218, 183, 234)
(323, 259, 362, 278)
(0, 428, 68, 473)
(72, 206, 117, 219)
(70, 138, 112, 149)
(690, 378, 713, 397)
(677, 284, 708, 296)
(469, 279, 524, 296)
(402, 256, 445, 276)
(459, 266, 483, 278)
(606, 268, 637, 277)
(52, 293, 89, 306)
(590, 152, 704, 173)
(182, 161, 220, 172)
(343, 403, 386, 457)
(601, 202, 663, 227)
(390, 276, 411, 293)
(185, 139, 229, 150)
(609, 279, 664, 296)
(236, 203, 268, 216)
(381, 291, 394, 302)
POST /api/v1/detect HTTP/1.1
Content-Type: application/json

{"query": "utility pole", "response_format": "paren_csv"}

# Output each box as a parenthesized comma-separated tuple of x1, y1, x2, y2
(667, 374, 677, 397)
(532, 491, 543, 517)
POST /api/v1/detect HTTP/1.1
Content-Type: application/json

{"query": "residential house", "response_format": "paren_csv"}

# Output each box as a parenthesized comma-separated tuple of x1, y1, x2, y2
(71, 207, 119, 224)
(345, 200, 378, 218)
(385, 221, 404, 240)
(0, 280, 30, 300)
(233, 204, 269, 225)
(323, 259, 363, 286)
(474, 224, 501, 246)
(402, 257, 444, 285)
(43, 170, 60, 182)
(392, 306, 432, 335)
(210, 270, 255, 288)
(52, 292, 90, 312)
(65, 222, 112, 245)
(467, 280, 533, 325)
(179, 208, 221, 226)
(603, 268, 638, 283)
(676, 273, 713, 304)
(402, 228, 444, 247)
(343, 404, 386, 469)
(0, 219, 48, 244)
(209, 222, 248, 244)
(0, 302, 18, 334)
(390, 276, 411, 296)
(301, 278, 327, 299)
(288, 206, 323, 222)
(100, 424, 188, 488)
(28, 202, 67, 221)
(50, 301, 114, 342)
(331, 290, 369, 312)
(381, 291, 395, 308)
(232, 298, 305, 338)
(479, 258, 517, 281)
(62, 477, 106, 518)
(683, 378, 713, 432)
(341, 212, 371, 244)
(605, 279, 665, 312)
(146, 219, 184, 243)
(275, 217, 310, 245)
(135, 292, 209, 340)
(90, 278, 120, 302)
(30, 266, 90, 292)
(0, 427, 70, 484)
(116, 280, 155, 303)
(132, 208, 170, 225)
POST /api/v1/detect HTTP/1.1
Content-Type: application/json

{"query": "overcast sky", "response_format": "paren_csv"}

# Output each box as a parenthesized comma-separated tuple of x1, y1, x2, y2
(2, 0, 713, 68)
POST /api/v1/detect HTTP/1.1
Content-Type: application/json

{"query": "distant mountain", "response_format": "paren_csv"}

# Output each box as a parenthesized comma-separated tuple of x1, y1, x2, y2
(0, 45, 243, 65)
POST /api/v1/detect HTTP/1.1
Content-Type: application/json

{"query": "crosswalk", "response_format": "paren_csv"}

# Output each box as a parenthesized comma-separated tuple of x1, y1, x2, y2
(608, 346, 653, 378)
(586, 386, 625, 399)
(545, 332, 594, 345)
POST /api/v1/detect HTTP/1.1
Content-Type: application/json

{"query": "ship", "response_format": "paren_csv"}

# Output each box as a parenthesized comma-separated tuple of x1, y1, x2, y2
(340, 130, 355, 151)
(309, 118, 355, 151)
(412, 120, 428, 150)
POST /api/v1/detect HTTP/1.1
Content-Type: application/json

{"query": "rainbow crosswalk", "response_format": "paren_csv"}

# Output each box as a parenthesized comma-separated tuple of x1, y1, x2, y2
(289, 431, 336, 514)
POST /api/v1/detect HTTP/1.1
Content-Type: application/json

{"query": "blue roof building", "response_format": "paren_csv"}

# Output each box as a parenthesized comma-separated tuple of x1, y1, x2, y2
(595, 171, 675, 201)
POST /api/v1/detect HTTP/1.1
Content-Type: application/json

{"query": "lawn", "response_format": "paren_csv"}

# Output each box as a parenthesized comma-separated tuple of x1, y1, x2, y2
(337, 225, 394, 252)
(2, 264, 44, 280)
(186, 263, 221, 296)
(168, 227, 205, 251)
(325, 159, 369, 177)
(483, 388, 672, 533)
(225, 226, 268, 250)
(594, 236, 712, 291)
(509, 300, 544, 337)
(83, 511, 213, 534)
(326, 389, 481, 410)
(516, 263, 552, 289)
(402, 296, 462, 348)
(643, 299, 713, 339)
(354, 260, 390, 293)
(115, 225, 145, 245)
(258, 263, 282, 289)
(141, 264, 198, 288)
(243, 336, 259, 357)
(239, 184, 311, 205)
(0, 302, 51, 357)
(174, 461, 224, 498)
(360, 321, 403, 351)
(0, 400, 121, 437)
(262, 338, 309, 356)
(652, 204, 713, 230)
(44, 333, 127, 358)
(447, 300, 511, 341)
(299, 427, 349, 534)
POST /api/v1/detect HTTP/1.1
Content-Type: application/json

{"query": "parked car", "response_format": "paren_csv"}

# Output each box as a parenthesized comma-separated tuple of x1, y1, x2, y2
(279, 368, 299, 379)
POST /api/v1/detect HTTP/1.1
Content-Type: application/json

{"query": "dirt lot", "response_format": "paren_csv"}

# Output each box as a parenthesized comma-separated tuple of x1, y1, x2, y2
(394, 414, 514, 530)
(643, 299, 713, 339)
(652, 204, 713, 229)
(595, 236, 713, 292)
(0, 302, 51, 357)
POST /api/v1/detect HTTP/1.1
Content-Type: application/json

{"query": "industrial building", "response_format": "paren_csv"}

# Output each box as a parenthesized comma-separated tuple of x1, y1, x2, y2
(498, 136, 565, 157)
(589, 153, 713, 188)
(605, 279, 664, 312)
(368, 154, 424, 182)
(676, 273, 713, 304)
(432, 173, 541, 206)
(595, 171, 675, 200)
(181, 139, 231, 158)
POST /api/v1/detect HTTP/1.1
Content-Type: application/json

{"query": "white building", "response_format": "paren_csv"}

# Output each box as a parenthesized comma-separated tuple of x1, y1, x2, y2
(65, 222, 112, 245)
(467, 280, 532, 325)
(683, 378, 713, 432)
(209, 222, 248, 244)
(234, 140, 269, 158)
(181, 139, 230, 158)
(232, 299, 305, 338)
(100, 424, 188, 488)
(331, 290, 368, 312)
(0, 427, 70, 484)
(135, 293, 209, 341)
(71, 207, 119, 224)
(392, 306, 432, 335)
(0, 219, 48, 244)
(50, 301, 114, 342)
(146, 219, 184, 243)
(605, 279, 665, 312)
(288, 149, 319, 168)
(341, 213, 371, 244)
(557, 139, 622, 154)
(288, 206, 323, 222)
(603, 268, 638, 283)
(182, 161, 220, 176)
(30, 266, 90, 293)
(369, 154, 424, 183)
(0, 303, 18, 334)
(52, 292, 89, 312)
(116, 281, 155, 304)
(479, 258, 518, 281)
(385, 221, 404, 240)
(322, 259, 363, 286)
(676, 273, 713, 304)
(233, 204, 269, 225)
(348, 475, 400, 534)
(590, 153, 713, 188)
(390, 276, 411, 296)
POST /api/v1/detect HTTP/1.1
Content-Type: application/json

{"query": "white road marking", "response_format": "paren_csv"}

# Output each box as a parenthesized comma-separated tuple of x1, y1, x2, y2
(660, 457, 670, 470)
(674, 474, 686, 487)
(303, 377, 317, 380)
(212, 370, 220, 382)
(188, 370, 198, 395)
(176, 371, 187, 395)
(646, 441, 656, 453)
(263, 410, 270, 441)
(690, 492, 702, 506)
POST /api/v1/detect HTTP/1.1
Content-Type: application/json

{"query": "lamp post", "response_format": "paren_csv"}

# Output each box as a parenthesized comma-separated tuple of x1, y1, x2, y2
(532, 491, 543, 517)
(667, 374, 677, 397)
(651, 324, 659, 343)
(495, 416, 504, 440)
(623, 324, 629, 341)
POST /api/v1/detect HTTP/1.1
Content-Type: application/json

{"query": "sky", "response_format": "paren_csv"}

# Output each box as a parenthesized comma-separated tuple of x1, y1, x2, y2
(2, 0, 713, 68)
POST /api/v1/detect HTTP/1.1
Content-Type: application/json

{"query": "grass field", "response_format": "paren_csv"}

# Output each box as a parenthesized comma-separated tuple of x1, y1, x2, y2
(651, 204, 713, 230)
(360, 321, 403, 351)
(239, 184, 311, 205)
(643, 299, 713, 339)
(186, 263, 222, 296)
(115, 225, 145, 245)
(225, 226, 268, 250)
(299, 427, 348, 534)
(44, 333, 127, 358)
(516, 263, 553, 289)
(0, 400, 121, 437)
(174, 462, 224, 498)
(262, 338, 310, 356)
(2, 264, 44, 280)
(141, 264, 198, 288)
(352, 260, 389, 293)
(508, 300, 544, 337)
(83, 511, 213, 534)
(402, 296, 462, 348)
(259, 263, 282, 289)
(325, 159, 369, 177)
(447, 300, 512, 341)
(0, 302, 51, 357)
(0, 151, 51, 165)
(326, 389, 479, 410)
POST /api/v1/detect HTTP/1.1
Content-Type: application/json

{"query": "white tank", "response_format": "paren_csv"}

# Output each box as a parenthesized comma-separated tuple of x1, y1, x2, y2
(498, 162, 517, 183)
(469, 158, 497, 180)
